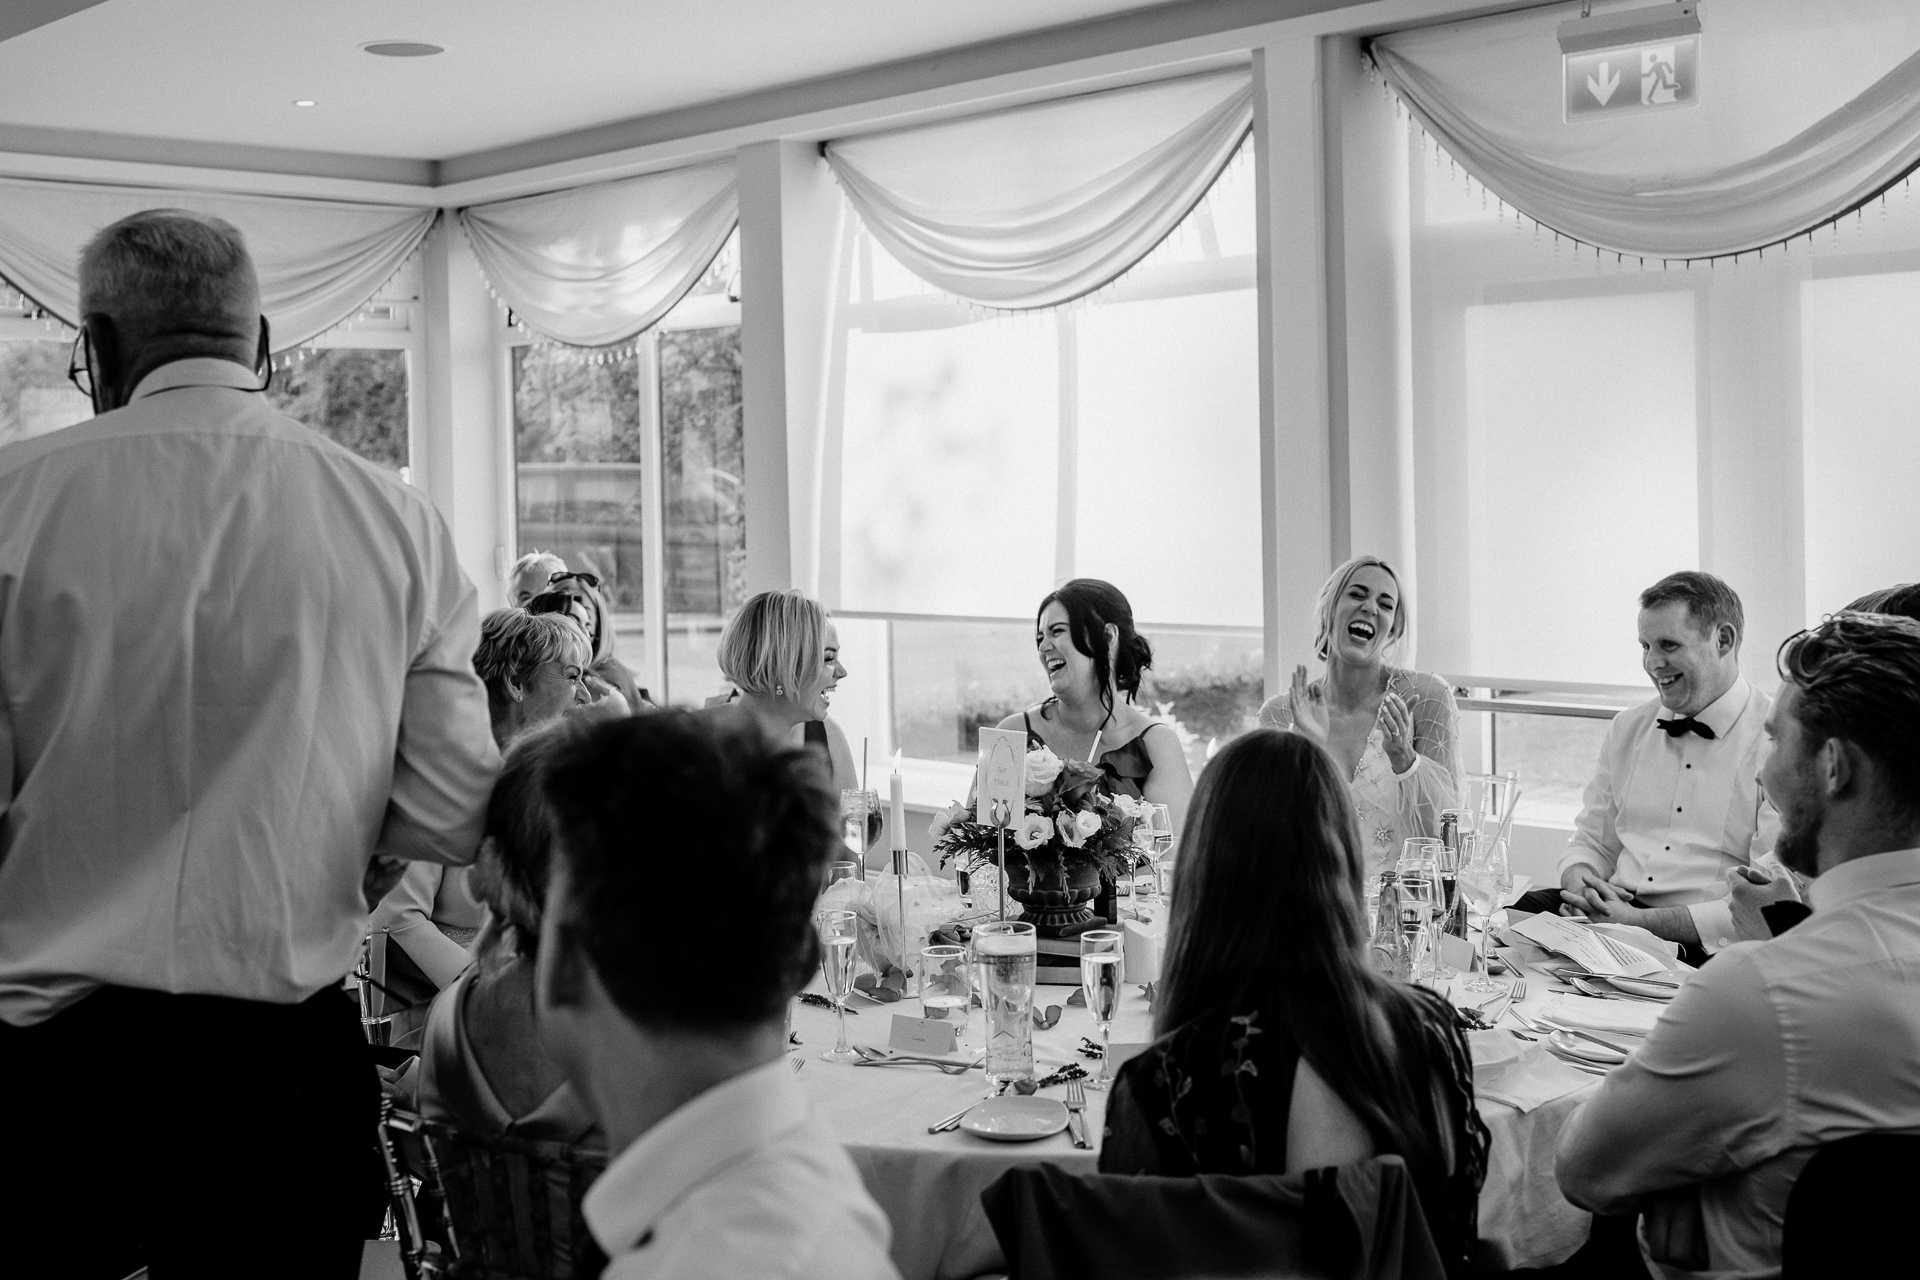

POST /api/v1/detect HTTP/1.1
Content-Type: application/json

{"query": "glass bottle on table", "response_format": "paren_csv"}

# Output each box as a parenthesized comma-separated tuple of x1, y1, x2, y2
(816, 909, 860, 1064)
(1079, 929, 1124, 1091)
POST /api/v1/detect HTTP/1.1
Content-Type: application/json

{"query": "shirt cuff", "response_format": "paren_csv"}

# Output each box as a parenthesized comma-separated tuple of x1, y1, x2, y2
(1391, 753, 1421, 781)
(1689, 899, 1738, 954)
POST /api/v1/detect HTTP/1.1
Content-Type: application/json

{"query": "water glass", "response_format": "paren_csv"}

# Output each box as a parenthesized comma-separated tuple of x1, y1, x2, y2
(1460, 837, 1513, 993)
(973, 921, 1037, 1087)
(920, 944, 971, 1044)
(1396, 865, 1439, 982)
(1079, 930, 1124, 1090)
(816, 909, 860, 1064)
(824, 860, 858, 892)
(1155, 858, 1177, 906)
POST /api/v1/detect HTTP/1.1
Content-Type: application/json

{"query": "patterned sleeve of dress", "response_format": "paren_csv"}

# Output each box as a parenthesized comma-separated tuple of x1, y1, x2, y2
(1391, 670, 1464, 841)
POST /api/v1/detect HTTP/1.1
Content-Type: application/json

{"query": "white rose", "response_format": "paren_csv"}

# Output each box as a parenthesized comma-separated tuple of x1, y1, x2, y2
(1112, 794, 1143, 820)
(1074, 810, 1102, 838)
(1015, 813, 1054, 850)
(1024, 747, 1063, 795)
(1056, 811, 1087, 848)
(928, 802, 966, 841)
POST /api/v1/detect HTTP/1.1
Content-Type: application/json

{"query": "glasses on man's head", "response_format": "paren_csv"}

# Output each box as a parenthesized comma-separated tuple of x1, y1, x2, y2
(548, 570, 600, 590)
(67, 331, 94, 401)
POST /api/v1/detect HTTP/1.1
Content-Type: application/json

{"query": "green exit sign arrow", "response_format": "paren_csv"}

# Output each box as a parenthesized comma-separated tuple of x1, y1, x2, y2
(1559, 4, 1701, 122)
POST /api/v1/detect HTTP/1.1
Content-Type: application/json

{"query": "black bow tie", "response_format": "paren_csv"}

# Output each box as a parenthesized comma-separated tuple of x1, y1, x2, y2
(1658, 716, 1717, 741)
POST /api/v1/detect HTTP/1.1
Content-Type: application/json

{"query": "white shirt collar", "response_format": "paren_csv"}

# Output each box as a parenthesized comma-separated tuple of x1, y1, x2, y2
(583, 1055, 811, 1257)
(1810, 847, 1920, 913)
(131, 357, 263, 401)
(1657, 675, 1751, 737)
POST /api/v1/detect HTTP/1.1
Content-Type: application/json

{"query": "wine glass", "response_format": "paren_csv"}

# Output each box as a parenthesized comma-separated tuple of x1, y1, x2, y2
(920, 944, 971, 1046)
(1459, 837, 1513, 993)
(1079, 929, 1124, 1091)
(839, 789, 881, 875)
(1397, 861, 1439, 983)
(816, 908, 860, 1063)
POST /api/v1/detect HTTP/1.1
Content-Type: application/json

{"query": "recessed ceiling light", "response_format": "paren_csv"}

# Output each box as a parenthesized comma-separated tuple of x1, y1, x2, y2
(293, 99, 317, 107)
(362, 41, 444, 57)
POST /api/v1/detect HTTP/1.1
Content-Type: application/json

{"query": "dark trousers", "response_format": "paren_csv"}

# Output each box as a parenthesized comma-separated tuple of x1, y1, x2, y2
(0, 984, 382, 1280)
(1512, 889, 1708, 968)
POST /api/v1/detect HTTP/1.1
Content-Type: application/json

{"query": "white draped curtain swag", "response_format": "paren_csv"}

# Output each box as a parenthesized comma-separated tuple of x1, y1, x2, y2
(458, 160, 738, 349)
(1370, 0, 1920, 261)
(0, 177, 435, 350)
(824, 68, 1252, 311)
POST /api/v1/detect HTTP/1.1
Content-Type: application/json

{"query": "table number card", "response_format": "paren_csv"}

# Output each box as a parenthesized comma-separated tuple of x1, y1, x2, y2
(889, 1013, 961, 1056)
(975, 726, 1026, 827)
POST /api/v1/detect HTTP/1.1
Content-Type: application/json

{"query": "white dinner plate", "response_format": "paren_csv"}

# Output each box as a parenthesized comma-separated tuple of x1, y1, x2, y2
(1606, 975, 1680, 1001)
(1549, 1030, 1627, 1066)
(961, 1096, 1070, 1142)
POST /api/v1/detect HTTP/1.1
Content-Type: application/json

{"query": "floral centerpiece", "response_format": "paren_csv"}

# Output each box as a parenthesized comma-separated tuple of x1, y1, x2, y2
(930, 747, 1150, 935)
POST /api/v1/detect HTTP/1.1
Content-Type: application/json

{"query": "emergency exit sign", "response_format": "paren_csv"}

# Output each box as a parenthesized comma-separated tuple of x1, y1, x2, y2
(1560, 4, 1701, 122)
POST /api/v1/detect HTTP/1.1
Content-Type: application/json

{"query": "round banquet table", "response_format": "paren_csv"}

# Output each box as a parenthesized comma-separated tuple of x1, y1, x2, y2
(792, 949, 1598, 1280)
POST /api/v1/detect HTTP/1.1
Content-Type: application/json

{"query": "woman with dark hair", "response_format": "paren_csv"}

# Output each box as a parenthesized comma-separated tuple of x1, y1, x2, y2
(1101, 728, 1487, 1274)
(995, 578, 1193, 829)
(415, 720, 600, 1146)
(1260, 555, 1460, 877)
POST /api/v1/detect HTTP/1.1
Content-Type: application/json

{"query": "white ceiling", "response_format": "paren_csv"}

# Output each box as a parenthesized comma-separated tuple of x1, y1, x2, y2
(0, 0, 1181, 163)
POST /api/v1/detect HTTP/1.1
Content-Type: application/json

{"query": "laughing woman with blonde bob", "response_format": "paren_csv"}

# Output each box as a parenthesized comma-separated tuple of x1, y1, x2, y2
(1259, 556, 1461, 876)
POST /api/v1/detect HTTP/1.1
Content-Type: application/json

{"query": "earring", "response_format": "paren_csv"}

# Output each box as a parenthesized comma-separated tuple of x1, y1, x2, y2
(776, 684, 786, 696)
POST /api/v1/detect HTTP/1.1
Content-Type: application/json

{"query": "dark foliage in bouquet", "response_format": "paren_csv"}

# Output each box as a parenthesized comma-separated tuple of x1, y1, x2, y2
(932, 749, 1148, 885)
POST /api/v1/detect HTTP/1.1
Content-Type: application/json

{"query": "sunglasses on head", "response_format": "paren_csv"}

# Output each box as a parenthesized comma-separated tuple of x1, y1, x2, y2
(548, 570, 600, 590)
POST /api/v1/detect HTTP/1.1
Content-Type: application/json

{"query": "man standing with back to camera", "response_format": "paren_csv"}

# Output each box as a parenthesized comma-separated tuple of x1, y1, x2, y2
(0, 210, 498, 1277)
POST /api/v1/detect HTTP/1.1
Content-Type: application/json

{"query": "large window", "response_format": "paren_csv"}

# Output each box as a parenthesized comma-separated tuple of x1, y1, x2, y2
(265, 348, 410, 474)
(509, 233, 742, 706)
(0, 332, 89, 447)
(826, 153, 1265, 785)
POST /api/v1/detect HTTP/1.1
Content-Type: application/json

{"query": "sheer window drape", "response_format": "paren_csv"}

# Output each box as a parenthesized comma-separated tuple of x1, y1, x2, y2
(459, 160, 737, 348)
(0, 178, 435, 349)
(1370, 0, 1920, 259)
(825, 69, 1251, 310)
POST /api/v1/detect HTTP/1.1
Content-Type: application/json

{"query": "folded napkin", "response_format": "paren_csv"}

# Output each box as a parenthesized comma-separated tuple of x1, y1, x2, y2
(1475, 1045, 1600, 1113)
(1543, 993, 1663, 1035)
(1122, 919, 1164, 984)
(1467, 1028, 1522, 1070)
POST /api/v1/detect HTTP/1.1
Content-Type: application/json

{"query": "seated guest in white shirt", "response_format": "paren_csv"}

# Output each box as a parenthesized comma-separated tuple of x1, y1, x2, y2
(1556, 612, 1920, 1279)
(1518, 571, 1778, 959)
(535, 712, 898, 1280)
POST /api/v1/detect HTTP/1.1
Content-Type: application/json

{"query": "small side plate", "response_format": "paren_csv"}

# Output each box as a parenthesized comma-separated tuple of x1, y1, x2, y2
(961, 1095, 1070, 1142)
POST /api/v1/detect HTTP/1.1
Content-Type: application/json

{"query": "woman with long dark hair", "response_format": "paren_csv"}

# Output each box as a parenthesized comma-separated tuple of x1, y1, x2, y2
(1101, 728, 1487, 1274)
(995, 578, 1193, 830)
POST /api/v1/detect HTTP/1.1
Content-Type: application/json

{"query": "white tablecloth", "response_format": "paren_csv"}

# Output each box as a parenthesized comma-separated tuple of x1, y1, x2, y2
(794, 950, 1598, 1279)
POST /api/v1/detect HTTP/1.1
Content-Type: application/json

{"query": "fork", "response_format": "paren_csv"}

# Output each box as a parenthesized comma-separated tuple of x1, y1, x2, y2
(1064, 1078, 1091, 1149)
(1487, 977, 1526, 1026)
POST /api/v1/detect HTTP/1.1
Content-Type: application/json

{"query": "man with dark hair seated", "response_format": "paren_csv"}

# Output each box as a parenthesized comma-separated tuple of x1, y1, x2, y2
(535, 712, 899, 1280)
(1557, 613, 1920, 1278)
(1520, 570, 1781, 960)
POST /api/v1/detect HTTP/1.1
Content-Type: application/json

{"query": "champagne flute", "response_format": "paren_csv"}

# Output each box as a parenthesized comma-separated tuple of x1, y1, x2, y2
(1459, 837, 1513, 993)
(817, 909, 860, 1063)
(1079, 929, 1124, 1091)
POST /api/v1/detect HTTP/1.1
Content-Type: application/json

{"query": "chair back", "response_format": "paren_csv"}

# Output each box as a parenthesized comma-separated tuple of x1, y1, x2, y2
(980, 1154, 1447, 1280)
(1782, 1132, 1920, 1277)
(422, 1119, 609, 1280)
(377, 1100, 448, 1280)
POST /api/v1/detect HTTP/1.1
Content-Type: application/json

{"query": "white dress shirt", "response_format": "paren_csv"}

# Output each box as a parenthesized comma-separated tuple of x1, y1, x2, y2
(0, 359, 498, 1025)
(1555, 847, 1920, 1280)
(1561, 678, 1778, 952)
(585, 1056, 898, 1280)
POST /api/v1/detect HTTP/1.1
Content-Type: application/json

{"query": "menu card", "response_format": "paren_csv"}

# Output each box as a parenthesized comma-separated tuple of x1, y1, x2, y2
(1510, 913, 1669, 979)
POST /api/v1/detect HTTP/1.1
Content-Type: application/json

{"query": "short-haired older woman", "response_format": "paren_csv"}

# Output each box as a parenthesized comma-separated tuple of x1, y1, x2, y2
(1259, 555, 1461, 877)
(371, 609, 591, 1045)
(1101, 729, 1487, 1276)
(712, 587, 860, 797)
(415, 721, 600, 1146)
(507, 549, 567, 606)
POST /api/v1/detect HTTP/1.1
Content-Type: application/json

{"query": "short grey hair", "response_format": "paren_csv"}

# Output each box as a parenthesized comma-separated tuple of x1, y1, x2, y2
(78, 209, 259, 340)
(474, 609, 590, 713)
(718, 590, 829, 700)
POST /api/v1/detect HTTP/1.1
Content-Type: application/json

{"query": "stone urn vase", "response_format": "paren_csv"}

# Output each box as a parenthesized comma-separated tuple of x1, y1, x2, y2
(1002, 849, 1102, 936)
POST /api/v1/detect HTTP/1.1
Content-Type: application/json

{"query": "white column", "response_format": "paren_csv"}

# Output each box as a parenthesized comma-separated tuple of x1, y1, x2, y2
(1253, 39, 1340, 695)
(418, 214, 509, 612)
(737, 139, 846, 597)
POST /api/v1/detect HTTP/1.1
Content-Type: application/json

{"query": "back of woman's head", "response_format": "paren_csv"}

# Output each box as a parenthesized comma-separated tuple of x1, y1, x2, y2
(1157, 729, 1367, 1035)
(718, 589, 828, 700)
(468, 718, 580, 963)
(1038, 579, 1153, 713)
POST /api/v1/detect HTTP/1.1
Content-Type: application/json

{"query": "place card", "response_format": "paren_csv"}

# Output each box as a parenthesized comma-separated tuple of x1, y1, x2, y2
(976, 726, 1027, 826)
(1438, 933, 1477, 972)
(889, 1014, 960, 1056)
